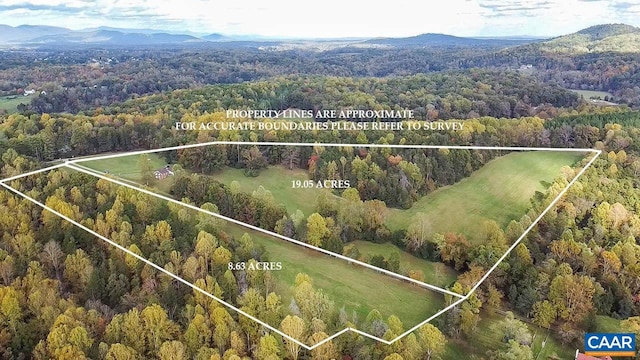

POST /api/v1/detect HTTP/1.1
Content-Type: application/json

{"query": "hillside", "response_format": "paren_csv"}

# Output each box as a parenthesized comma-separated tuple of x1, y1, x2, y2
(27, 30, 203, 46)
(363, 33, 532, 47)
(0, 24, 71, 43)
(537, 23, 640, 53)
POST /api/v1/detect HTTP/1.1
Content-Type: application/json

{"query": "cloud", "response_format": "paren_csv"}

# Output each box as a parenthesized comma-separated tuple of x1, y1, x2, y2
(478, 0, 554, 12)
(0, 3, 84, 13)
(0, 0, 639, 38)
(611, 1, 640, 11)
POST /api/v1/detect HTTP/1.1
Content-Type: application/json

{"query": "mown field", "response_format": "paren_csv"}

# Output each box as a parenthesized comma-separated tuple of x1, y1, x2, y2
(444, 312, 575, 359)
(594, 315, 622, 332)
(568, 88, 614, 100)
(205, 152, 585, 244)
(225, 225, 445, 330)
(210, 166, 329, 217)
(85, 151, 584, 245)
(0, 95, 30, 114)
(385, 151, 585, 242)
(350, 240, 457, 288)
(81, 150, 591, 354)
(82, 153, 173, 192)
(80, 156, 446, 332)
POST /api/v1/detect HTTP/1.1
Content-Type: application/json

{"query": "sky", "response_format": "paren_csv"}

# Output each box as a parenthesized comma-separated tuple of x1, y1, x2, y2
(0, 0, 640, 38)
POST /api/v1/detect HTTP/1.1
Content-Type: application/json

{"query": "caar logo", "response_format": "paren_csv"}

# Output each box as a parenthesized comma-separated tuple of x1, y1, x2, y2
(585, 333, 636, 357)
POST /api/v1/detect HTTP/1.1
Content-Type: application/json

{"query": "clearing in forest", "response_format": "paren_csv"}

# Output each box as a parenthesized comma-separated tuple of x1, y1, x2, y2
(385, 151, 585, 242)
(1, 141, 599, 348)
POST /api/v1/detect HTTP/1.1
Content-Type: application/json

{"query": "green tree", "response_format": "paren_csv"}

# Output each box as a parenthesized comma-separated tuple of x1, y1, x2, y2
(281, 315, 305, 360)
(195, 231, 217, 275)
(308, 332, 339, 360)
(501, 312, 532, 346)
(416, 323, 446, 360)
(293, 276, 333, 322)
(105, 308, 145, 354)
(158, 341, 187, 360)
(405, 213, 431, 252)
(242, 146, 267, 176)
(306, 213, 329, 247)
(532, 300, 556, 328)
(493, 340, 533, 360)
(548, 273, 599, 324)
(138, 154, 153, 184)
(210, 307, 233, 351)
(105, 343, 139, 360)
(621, 316, 640, 339)
(387, 251, 401, 273)
(255, 334, 280, 360)
(141, 305, 179, 355)
(184, 313, 212, 355)
(63, 249, 93, 294)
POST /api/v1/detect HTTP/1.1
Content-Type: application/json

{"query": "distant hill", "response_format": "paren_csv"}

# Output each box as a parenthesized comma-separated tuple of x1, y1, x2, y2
(25, 30, 204, 46)
(2, 23, 639, 51)
(0, 24, 72, 43)
(536, 24, 640, 53)
(0, 24, 271, 47)
(86, 26, 209, 38)
(203, 33, 227, 41)
(362, 33, 535, 47)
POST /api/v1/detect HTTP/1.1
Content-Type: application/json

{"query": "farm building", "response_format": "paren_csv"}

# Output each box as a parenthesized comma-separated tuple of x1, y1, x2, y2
(154, 165, 174, 180)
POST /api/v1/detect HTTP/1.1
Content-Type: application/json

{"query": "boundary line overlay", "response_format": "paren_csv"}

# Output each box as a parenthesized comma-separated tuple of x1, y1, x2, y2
(0, 142, 601, 348)
(66, 161, 463, 298)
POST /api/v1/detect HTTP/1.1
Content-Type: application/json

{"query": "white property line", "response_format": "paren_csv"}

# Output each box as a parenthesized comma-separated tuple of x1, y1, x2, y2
(465, 149, 602, 297)
(0, 178, 470, 351)
(0, 163, 67, 184)
(68, 141, 593, 164)
(0, 181, 314, 351)
(65, 162, 463, 299)
(0, 143, 601, 347)
(0, 167, 466, 350)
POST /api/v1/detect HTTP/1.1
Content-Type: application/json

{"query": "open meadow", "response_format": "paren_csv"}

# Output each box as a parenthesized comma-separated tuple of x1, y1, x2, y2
(0, 95, 30, 114)
(568, 88, 614, 100)
(350, 240, 457, 288)
(225, 225, 446, 330)
(385, 151, 585, 242)
(210, 166, 329, 217)
(82, 153, 174, 192)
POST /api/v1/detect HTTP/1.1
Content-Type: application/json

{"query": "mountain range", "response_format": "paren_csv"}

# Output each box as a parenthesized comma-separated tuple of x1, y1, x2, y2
(362, 33, 537, 47)
(0, 23, 639, 53)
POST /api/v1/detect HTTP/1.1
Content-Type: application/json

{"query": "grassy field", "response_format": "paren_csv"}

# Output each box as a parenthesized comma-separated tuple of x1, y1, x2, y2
(350, 240, 457, 288)
(444, 312, 574, 359)
(76, 157, 446, 332)
(225, 225, 445, 330)
(386, 151, 585, 242)
(82, 153, 174, 192)
(568, 89, 614, 100)
(594, 315, 622, 332)
(0, 95, 30, 114)
(210, 166, 332, 216)
(209, 152, 585, 244)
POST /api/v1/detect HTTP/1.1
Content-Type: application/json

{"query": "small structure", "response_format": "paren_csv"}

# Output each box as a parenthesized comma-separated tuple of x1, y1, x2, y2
(154, 165, 174, 180)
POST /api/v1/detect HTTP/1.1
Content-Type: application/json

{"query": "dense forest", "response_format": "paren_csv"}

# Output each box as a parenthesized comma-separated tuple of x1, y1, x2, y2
(2, 41, 640, 115)
(2, 96, 640, 358)
(2, 22, 640, 358)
